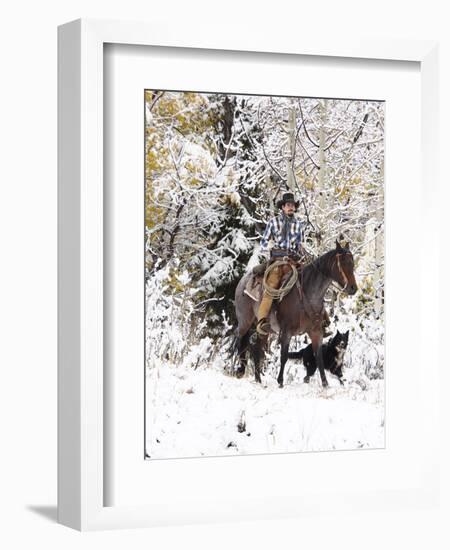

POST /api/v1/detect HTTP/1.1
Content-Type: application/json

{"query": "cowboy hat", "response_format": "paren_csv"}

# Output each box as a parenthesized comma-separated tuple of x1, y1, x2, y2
(276, 192, 300, 210)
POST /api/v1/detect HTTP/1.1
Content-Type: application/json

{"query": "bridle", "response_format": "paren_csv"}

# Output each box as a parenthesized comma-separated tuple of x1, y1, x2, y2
(302, 250, 352, 290)
(332, 251, 352, 292)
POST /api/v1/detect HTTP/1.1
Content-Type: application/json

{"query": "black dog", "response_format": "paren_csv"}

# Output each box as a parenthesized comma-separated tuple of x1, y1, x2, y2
(287, 330, 349, 385)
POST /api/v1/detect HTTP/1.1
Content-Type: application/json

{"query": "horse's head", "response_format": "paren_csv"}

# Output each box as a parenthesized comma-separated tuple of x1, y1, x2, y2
(331, 240, 358, 295)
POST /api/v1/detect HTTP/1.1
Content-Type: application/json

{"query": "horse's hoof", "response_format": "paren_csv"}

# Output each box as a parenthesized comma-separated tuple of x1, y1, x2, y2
(278, 382, 284, 388)
(235, 369, 245, 379)
(303, 377, 310, 384)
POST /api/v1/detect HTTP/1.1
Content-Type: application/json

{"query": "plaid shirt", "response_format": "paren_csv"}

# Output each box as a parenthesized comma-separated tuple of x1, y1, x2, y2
(260, 214, 304, 255)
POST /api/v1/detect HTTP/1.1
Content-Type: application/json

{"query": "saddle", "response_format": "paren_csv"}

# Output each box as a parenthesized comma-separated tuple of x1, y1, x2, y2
(244, 268, 264, 302)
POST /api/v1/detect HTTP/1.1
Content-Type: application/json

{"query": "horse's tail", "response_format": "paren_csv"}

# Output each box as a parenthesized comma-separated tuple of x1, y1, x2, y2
(287, 349, 304, 362)
(228, 333, 239, 360)
(229, 329, 251, 360)
(226, 329, 252, 378)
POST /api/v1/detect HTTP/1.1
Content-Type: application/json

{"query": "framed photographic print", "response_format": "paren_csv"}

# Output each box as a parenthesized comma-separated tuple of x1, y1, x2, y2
(58, 19, 440, 530)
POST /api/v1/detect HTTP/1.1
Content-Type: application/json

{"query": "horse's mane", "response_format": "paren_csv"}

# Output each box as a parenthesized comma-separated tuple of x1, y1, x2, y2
(303, 248, 339, 279)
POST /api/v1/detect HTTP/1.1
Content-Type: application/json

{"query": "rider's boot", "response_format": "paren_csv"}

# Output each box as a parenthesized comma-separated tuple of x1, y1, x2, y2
(256, 316, 271, 337)
(256, 292, 274, 337)
(256, 264, 282, 337)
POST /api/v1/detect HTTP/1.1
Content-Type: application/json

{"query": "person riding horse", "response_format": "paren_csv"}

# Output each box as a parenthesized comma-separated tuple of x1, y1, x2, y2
(256, 192, 330, 337)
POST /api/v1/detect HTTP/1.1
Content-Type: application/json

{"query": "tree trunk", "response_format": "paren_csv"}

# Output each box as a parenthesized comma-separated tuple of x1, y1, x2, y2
(286, 107, 296, 192)
(318, 99, 328, 211)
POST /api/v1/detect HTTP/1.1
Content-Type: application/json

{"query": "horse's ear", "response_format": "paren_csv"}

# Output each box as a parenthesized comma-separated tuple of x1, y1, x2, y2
(345, 241, 350, 250)
(335, 240, 342, 250)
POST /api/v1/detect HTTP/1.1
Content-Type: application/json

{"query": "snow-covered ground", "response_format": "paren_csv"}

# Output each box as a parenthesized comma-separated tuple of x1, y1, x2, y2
(145, 331, 384, 459)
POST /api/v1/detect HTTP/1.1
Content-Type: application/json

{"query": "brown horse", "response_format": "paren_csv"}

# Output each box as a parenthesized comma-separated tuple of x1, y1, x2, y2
(233, 241, 357, 387)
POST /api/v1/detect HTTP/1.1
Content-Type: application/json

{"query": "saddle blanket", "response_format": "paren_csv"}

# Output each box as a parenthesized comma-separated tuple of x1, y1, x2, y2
(244, 274, 263, 302)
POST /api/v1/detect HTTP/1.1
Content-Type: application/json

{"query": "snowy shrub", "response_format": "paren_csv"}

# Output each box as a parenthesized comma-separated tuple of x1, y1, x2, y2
(146, 262, 208, 368)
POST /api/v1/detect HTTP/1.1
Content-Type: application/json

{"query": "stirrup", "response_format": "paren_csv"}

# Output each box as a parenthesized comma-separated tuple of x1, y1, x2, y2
(256, 318, 271, 337)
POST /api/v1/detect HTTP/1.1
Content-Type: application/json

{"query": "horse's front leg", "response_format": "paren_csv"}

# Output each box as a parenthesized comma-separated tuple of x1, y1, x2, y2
(311, 332, 328, 388)
(277, 330, 291, 388)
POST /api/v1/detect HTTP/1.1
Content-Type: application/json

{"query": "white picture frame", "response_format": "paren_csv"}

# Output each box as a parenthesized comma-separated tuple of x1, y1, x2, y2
(58, 18, 440, 531)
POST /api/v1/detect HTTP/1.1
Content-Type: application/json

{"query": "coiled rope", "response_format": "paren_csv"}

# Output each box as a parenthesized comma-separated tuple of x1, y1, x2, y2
(262, 260, 298, 301)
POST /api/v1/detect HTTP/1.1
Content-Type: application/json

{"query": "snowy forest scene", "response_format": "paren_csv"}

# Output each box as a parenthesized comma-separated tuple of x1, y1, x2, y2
(145, 90, 385, 460)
